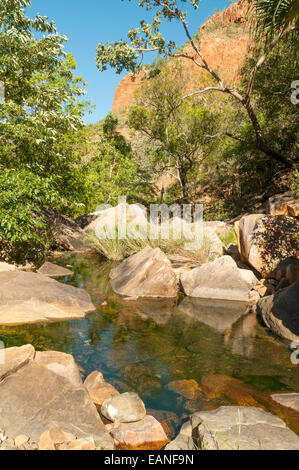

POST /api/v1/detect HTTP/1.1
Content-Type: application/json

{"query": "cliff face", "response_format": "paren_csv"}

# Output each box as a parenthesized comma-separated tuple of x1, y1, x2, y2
(112, 0, 250, 113)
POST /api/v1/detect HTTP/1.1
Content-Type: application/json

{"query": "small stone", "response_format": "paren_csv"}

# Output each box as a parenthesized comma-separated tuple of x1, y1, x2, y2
(15, 434, 29, 448)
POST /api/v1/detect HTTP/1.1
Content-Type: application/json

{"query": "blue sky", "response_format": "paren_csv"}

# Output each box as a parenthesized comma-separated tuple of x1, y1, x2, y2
(29, 0, 230, 124)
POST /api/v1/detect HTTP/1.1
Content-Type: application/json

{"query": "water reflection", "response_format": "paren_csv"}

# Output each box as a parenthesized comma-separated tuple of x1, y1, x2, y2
(0, 253, 298, 423)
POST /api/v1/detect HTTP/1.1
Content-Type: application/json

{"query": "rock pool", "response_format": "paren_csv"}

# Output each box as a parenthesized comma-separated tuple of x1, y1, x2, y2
(1, 253, 298, 436)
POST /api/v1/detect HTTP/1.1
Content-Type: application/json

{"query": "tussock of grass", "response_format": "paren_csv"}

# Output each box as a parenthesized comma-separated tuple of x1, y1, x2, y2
(84, 225, 217, 265)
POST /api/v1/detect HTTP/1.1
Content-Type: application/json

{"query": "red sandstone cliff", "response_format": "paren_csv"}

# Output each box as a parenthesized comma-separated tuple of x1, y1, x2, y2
(112, 0, 250, 113)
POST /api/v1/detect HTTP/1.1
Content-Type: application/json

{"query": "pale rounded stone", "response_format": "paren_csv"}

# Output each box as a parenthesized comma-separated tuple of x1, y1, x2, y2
(101, 392, 146, 423)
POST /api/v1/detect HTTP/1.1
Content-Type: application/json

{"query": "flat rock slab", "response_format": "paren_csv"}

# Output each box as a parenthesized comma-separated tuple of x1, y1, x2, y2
(271, 394, 299, 413)
(193, 406, 299, 450)
(37, 262, 73, 278)
(181, 256, 258, 301)
(0, 271, 95, 325)
(110, 246, 178, 298)
(0, 346, 110, 444)
(178, 297, 249, 333)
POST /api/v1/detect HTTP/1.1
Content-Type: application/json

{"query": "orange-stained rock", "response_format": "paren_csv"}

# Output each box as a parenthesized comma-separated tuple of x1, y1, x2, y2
(112, 0, 250, 113)
(167, 379, 201, 400)
(110, 415, 170, 450)
(201, 374, 299, 436)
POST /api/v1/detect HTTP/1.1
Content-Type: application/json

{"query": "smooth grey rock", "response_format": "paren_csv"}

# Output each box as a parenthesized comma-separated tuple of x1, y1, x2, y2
(0, 271, 95, 325)
(101, 392, 146, 423)
(193, 406, 299, 450)
(181, 256, 258, 301)
(37, 262, 73, 278)
(110, 246, 178, 298)
(257, 281, 299, 341)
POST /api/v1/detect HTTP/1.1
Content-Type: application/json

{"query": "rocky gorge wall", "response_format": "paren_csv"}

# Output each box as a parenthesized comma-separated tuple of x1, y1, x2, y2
(112, 0, 250, 113)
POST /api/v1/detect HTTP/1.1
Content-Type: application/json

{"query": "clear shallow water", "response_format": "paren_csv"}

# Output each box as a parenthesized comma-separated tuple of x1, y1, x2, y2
(1, 253, 298, 432)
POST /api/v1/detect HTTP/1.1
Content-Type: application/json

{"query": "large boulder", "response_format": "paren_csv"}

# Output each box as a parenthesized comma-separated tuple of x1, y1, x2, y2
(110, 415, 169, 450)
(180, 256, 258, 301)
(110, 246, 178, 298)
(257, 281, 299, 341)
(235, 214, 299, 277)
(0, 346, 113, 446)
(101, 392, 146, 423)
(192, 406, 299, 450)
(0, 271, 95, 325)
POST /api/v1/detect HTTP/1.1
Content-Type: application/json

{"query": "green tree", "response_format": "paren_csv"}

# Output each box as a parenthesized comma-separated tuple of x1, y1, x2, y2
(128, 62, 217, 202)
(0, 0, 90, 261)
(96, 0, 297, 169)
(84, 113, 154, 207)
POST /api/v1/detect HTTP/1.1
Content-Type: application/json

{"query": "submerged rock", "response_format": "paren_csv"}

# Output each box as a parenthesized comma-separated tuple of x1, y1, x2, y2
(110, 415, 169, 450)
(0, 271, 95, 325)
(110, 246, 178, 298)
(180, 256, 258, 301)
(167, 379, 201, 400)
(257, 281, 299, 341)
(101, 392, 146, 423)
